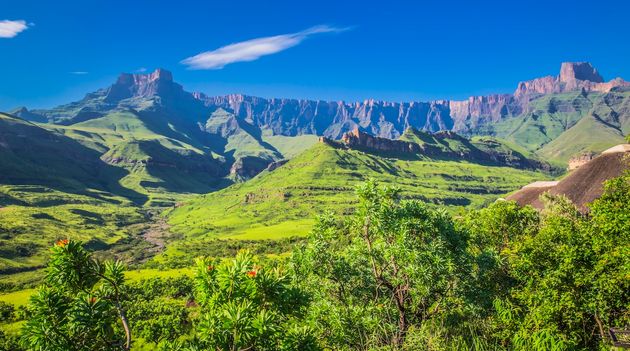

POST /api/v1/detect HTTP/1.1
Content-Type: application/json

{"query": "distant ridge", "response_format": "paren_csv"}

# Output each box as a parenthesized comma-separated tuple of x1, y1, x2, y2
(319, 127, 553, 171)
(9, 62, 630, 169)
(13, 62, 628, 139)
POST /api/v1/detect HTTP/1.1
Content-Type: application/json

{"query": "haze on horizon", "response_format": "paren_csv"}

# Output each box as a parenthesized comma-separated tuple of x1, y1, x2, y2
(1, 0, 629, 111)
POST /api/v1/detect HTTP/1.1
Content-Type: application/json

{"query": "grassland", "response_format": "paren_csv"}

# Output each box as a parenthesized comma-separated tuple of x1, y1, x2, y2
(472, 90, 630, 163)
(260, 130, 319, 159)
(0, 185, 145, 274)
(163, 142, 548, 264)
(47, 111, 227, 206)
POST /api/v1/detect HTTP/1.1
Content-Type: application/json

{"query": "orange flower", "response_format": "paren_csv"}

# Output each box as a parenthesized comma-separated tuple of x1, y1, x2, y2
(56, 239, 69, 247)
(206, 265, 214, 271)
(246, 270, 257, 278)
(89, 297, 97, 304)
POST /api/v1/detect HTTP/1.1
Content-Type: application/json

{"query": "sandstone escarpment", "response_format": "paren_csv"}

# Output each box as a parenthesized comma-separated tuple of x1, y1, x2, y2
(340, 128, 420, 153)
(195, 62, 627, 139)
(15, 63, 628, 148)
(105, 68, 184, 102)
(514, 62, 628, 99)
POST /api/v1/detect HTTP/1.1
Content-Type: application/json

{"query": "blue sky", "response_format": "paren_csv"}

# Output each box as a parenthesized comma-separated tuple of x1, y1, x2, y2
(1, 0, 629, 111)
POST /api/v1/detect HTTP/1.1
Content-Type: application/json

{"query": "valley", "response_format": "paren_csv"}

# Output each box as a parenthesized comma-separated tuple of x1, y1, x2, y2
(2, 1, 630, 347)
(0, 61, 628, 351)
(1, 61, 627, 281)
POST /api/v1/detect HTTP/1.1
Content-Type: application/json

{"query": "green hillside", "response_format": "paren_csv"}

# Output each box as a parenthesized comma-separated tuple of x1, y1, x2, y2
(0, 185, 143, 274)
(0, 113, 145, 274)
(472, 90, 630, 162)
(44, 109, 318, 204)
(537, 114, 626, 162)
(45, 111, 228, 206)
(399, 128, 549, 169)
(0, 113, 142, 199)
(164, 141, 547, 265)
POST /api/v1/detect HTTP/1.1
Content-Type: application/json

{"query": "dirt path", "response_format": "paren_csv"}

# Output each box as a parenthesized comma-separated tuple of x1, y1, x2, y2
(140, 211, 170, 255)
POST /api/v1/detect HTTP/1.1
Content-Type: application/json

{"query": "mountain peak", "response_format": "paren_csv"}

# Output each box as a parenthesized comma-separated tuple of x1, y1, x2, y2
(107, 68, 180, 102)
(148, 68, 173, 82)
(115, 68, 173, 86)
(559, 62, 604, 83)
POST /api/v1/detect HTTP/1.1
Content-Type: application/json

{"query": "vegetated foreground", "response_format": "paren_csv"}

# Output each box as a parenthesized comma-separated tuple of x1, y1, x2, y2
(0, 61, 629, 349)
(0, 171, 628, 350)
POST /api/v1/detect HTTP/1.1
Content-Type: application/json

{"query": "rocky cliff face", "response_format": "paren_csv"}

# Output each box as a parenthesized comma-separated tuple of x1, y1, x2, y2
(560, 62, 603, 83)
(194, 62, 627, 139)
(230, 156, 272, 181)
(104, 68, 190, 103)
(340, 128, 421, 153)
(514, 62, 628, 99)
(13, 63, 629, 146)
(567, 151, 596, 170)
(105, 68, 182, 102)
(16, 63, 628, 139)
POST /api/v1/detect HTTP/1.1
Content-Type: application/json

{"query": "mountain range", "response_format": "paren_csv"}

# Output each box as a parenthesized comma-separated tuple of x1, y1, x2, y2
(1, 61, 629, 273)
(0, 61, 626, 205)
(12, 61, 630, 162)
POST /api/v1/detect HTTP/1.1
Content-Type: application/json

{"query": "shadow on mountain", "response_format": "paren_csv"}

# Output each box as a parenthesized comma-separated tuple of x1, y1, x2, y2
(0, 114, 148, 205)
(127, 140, 229, 195)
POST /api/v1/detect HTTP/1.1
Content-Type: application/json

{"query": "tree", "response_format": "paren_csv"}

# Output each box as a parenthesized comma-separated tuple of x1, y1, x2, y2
(494, 171, 630, 350)
(0, 301, 15, 323)
(293, 180, 469, 349)
(22, 240, 131, 351)
(125, 276, 194, 344)
(189, 251, 318, 351)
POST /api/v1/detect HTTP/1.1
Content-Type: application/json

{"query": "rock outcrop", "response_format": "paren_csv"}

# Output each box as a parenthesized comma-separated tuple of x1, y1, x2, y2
(568, 152, 596, 170)
(104, 68, 186, 102)
(230, 156, 273, 181)
(326, 128, 551, 171)
(507, 144, 630, 211)
(514, 62, 628, 99)
(340, 128, 420, 153)
(560, 62, 603, 83)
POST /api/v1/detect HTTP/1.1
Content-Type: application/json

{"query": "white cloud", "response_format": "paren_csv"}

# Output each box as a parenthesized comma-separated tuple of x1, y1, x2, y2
(181, 25, 351, 70)
(0, 20, 29, 38)
(69, 71, 89, 75)
(135, 67, 147, 73)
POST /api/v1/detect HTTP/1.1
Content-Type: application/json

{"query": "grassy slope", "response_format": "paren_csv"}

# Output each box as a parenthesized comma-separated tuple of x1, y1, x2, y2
(48, 111, 225, 206)
(537, 114, 626, 162)
(0, 113, 146, 272)
(164, 142, 546, 263)
(474, 90, 629, 163)
(0, 112, 318, 274)
(0, 185, 144, 273)
(491, 92, 592, 150)
(261, 131, 319, 159)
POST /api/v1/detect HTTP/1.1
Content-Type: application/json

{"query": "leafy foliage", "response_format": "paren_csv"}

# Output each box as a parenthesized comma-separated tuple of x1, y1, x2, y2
(488, 172, 630, 350)
(22, 240, 131, 351)
(292, 180, 470, 349)
(7, 174, 628, 350)
(162, 251, 319, 350)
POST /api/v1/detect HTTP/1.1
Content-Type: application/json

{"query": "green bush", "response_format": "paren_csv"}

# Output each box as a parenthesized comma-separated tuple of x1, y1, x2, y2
(22, 240, 131, 351)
